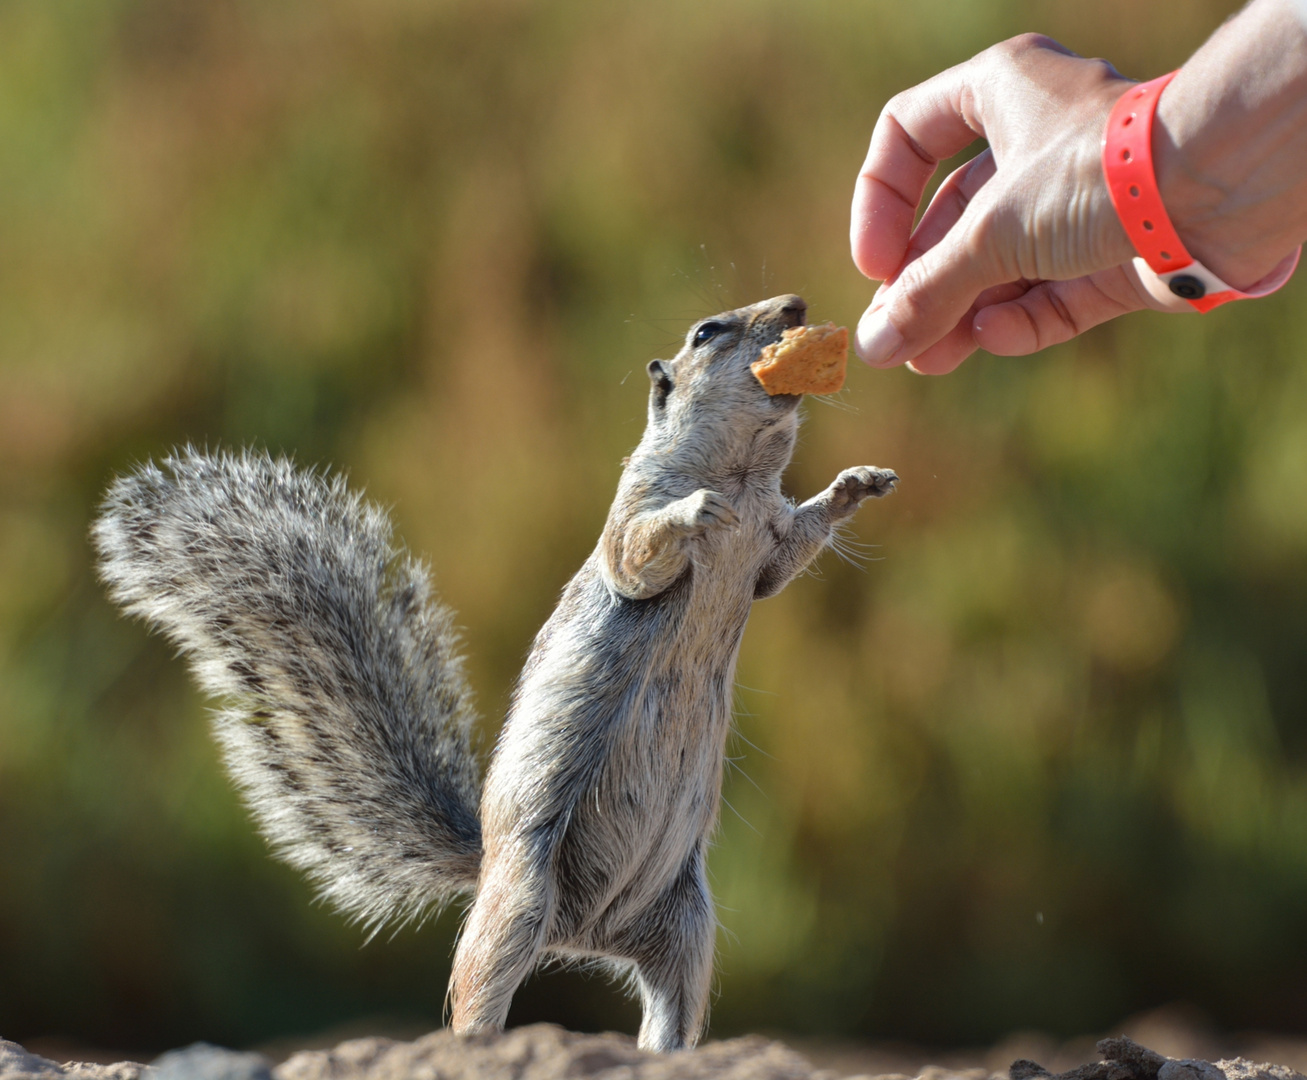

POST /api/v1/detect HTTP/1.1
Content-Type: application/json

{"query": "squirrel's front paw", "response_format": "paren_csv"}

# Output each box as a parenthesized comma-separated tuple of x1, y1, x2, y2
(677, 489, 739, 535)
(828, 467, 898, 512)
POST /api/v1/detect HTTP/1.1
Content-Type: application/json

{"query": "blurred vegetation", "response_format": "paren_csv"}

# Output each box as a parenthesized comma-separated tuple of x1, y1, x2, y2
(3, 0, 1307, 1057)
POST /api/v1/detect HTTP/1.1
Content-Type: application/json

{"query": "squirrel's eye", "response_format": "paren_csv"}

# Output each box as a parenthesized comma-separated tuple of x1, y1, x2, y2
(693, 321, 726, 347)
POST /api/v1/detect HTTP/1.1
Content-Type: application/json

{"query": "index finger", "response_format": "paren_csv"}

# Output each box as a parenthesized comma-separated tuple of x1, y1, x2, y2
(850, 62, 990, 282)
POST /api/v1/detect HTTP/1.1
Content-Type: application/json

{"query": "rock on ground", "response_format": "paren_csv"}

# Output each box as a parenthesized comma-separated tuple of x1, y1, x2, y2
(1010, 1037, 1306, 1080)
(0, 1039, 147, 1080)
(1, 1028, 1304, 1080)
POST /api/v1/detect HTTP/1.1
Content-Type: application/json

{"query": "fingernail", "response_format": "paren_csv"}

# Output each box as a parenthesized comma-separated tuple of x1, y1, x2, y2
(855, 307, 904, 366)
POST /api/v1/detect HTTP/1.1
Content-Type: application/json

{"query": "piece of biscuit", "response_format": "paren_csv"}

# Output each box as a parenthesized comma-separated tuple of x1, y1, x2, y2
(751, 322, 848, 396)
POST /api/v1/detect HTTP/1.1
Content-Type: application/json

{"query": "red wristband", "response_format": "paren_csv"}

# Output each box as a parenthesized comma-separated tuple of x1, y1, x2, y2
(1102, 72, 1300, 313)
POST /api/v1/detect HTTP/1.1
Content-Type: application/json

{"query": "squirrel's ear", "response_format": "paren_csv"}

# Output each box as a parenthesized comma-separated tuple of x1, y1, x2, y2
(647, 360, 673, 406)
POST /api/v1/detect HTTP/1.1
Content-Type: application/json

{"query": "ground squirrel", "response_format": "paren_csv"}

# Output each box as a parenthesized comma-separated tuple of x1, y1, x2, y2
(93, 294, 898, 1052)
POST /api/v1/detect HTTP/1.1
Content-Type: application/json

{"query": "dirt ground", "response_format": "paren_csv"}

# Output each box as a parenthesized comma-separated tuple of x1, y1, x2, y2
(8, 1005, 1307, 1080)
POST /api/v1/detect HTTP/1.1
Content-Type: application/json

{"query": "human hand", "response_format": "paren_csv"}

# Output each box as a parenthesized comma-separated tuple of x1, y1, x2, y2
(850, 34, 1161, 374)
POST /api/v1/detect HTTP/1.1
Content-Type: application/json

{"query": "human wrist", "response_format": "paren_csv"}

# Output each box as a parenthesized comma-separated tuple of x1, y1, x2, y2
(1150, 0, 1307, 289)
(1151, 80, 1282, 288)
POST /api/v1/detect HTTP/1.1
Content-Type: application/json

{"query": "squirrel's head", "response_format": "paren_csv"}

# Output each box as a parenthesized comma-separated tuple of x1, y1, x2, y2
(638, 294, 809, 480)
(647, 294, 807, 421)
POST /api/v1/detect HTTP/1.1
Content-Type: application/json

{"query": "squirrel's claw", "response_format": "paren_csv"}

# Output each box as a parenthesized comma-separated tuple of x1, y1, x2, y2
(683, 489, 739, 533)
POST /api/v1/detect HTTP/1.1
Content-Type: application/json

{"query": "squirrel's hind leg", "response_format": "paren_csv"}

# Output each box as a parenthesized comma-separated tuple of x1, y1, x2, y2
(618, 845, 714, 1052)
(449, 843, 554, 1034)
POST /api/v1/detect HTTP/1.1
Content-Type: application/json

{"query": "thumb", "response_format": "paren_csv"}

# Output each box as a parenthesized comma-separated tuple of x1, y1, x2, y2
(854, 208, 1007, 369)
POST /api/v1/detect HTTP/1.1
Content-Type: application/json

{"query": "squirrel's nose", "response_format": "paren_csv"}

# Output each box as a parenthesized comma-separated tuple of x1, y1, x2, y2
(760, 294, 807, 328)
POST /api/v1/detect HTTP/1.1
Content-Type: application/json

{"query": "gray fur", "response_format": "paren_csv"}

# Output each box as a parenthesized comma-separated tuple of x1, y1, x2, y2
(92, 295, 897, 1052)
(92, 451, 483, 931)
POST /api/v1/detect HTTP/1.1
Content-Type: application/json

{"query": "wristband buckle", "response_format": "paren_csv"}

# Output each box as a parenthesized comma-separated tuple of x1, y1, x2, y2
(1132, 249, 1303, 314)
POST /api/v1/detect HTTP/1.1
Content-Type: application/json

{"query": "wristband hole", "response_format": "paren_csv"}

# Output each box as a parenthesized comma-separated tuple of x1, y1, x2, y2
(1143, 220, 1154, 231)
(1128, 185, 1140, 197)
(1122, 115, 1134, 127)
(1121, 148, 1132, 162)
(1161, 250, 1172, 261)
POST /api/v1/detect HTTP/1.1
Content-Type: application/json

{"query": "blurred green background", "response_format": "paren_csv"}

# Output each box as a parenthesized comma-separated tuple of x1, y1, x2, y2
(4, 0, 1307, 1057)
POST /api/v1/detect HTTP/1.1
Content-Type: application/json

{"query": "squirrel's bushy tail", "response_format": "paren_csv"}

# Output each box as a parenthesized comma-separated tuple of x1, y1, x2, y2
(93, 448, 483, 931)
